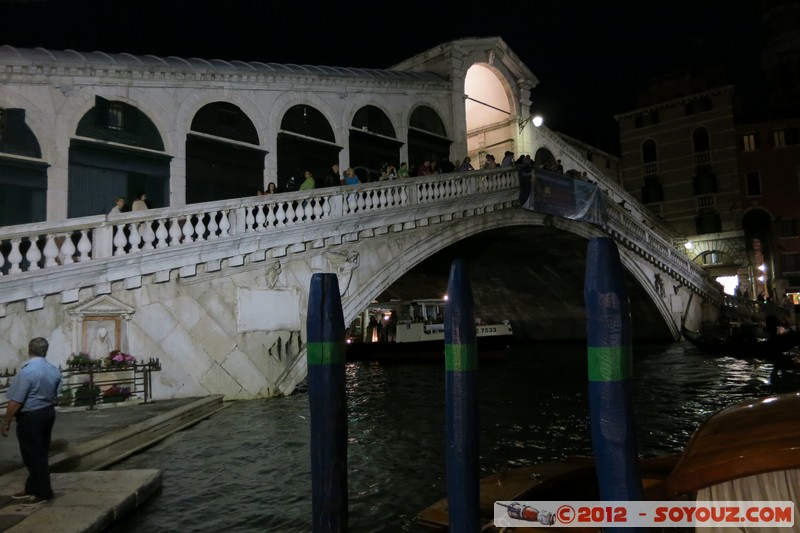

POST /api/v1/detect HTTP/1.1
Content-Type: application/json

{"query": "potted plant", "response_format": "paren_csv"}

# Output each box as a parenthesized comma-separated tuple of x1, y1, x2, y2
(102, 384, 132, 403)
(106, 350, 137, 368)
(74, 381, 101, 407)
(66, 352, 98, 370)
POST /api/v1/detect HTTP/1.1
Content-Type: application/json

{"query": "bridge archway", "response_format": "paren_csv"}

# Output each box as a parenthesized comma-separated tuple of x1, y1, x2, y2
(340, 209, 677, 342)
(464, 63, 516, 169)
(187, 102, 265, 203)
(407, 105, 450, 173)
(277, 104, 339, 191)
(0, 106, 47, 226)
(68, 96, 169, 217)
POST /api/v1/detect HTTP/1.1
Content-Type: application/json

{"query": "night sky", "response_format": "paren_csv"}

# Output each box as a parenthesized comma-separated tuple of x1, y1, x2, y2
(0, 0, 764, 153)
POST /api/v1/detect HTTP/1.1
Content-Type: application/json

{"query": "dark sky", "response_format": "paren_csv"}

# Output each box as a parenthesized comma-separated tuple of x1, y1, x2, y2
(0, 0, 764, 154)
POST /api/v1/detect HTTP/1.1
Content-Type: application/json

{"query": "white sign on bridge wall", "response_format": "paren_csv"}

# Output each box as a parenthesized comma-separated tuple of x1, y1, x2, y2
(236, 288, 301, 332)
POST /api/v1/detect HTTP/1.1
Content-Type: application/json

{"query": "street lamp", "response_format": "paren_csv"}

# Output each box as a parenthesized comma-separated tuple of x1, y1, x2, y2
(518, 114, 544, 132)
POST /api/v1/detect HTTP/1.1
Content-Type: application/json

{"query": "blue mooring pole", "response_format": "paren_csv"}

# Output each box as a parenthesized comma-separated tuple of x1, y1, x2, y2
(584, 238, 643, 533)
(444, 259, 480, 532)
(307, 273, 348, 533)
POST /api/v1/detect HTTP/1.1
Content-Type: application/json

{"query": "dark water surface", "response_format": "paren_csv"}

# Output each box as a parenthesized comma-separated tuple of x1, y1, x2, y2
(110, 341, 800, 532)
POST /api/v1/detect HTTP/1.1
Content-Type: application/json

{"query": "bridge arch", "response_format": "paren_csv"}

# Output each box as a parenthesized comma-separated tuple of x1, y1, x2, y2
(341, 208, 677, 341)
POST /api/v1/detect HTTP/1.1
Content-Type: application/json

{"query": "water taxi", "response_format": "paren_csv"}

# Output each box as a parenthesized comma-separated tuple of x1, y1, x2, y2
(346, 299, 513, 362)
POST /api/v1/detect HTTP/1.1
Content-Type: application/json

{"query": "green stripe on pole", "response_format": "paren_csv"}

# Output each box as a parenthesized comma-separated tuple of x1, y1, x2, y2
(587, 346, 633, 381)
(307, 342, 346, 365)
(444, 344, 478, 371)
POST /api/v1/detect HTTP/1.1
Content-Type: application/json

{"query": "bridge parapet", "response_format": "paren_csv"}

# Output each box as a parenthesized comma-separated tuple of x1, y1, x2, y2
(0, 169, 519, 315)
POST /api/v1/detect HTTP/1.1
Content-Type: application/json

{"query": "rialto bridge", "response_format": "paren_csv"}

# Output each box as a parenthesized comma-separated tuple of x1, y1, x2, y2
(0, 37, 729, 399)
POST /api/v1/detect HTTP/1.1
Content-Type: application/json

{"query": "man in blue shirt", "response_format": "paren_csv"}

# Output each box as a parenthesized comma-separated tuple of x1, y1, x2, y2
(2, 337, 62, 504)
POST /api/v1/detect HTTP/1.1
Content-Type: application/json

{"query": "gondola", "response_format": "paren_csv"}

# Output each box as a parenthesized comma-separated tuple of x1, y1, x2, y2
(680, 324, 800, 357)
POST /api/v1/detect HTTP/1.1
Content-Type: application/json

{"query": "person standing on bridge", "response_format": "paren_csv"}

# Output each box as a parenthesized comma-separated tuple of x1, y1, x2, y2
(322, 164, 341, 188)
(300, 170, 316, 190)
(131, 191, 148, 211)
(2, 337, 62, 505)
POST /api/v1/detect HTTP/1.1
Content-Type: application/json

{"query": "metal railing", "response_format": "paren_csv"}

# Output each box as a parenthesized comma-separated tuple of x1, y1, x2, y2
(1, 359, 161, 412)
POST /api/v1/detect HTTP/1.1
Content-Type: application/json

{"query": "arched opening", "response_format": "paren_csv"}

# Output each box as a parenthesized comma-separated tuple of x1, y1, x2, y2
(349, 105, 401, 183)
(407, 105, 450, 176)
(69, 97, 169, 217)
(277, 104, 340, 191)
(464, 64, 514, 169)
(187, 102, 265, 203)
(0, 107, 47, 226)
(641, 139, 657, 163)
(534, 147, 556, 169)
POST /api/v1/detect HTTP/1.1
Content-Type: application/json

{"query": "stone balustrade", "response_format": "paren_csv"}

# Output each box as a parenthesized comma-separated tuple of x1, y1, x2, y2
(0, 169, 519, 314)
(0, 165, 716, 317)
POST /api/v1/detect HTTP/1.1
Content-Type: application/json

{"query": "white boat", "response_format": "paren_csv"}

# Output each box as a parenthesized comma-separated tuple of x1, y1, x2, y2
(346, 299, 513, 361)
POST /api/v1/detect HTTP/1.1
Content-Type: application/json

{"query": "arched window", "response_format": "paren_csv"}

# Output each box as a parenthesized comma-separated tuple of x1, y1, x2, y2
(408, 106, 450, 170)
(350, 105, 401, 181)
(641, 140, 657, 163)
(280, 105, 335, 142)
(186, 102, 265, 203)
(69, 97, 169, 218)
(0, 107, 47, 226)
(277, 104, 340, 191)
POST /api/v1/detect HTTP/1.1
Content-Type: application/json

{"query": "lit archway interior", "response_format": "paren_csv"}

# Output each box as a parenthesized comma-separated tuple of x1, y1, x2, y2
(464, 64, 515, 168)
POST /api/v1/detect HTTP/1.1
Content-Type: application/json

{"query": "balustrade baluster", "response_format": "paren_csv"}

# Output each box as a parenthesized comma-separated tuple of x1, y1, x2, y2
(378, 189, 388, 208)
(59, 233, 75, 265)
(322, 198, 332, 218)
(285, 202, 296, 224)
(182, 215, 195, 243)
(0, 248, 4, 275)
(207, 212, 219, 239)
(357, 192, 366, 211)
(43, 234, 59, 267)
(399, 186, 408, 205)
(275, 203, 286, 227)
(245, 206, 255, 233)
(168, 218, 182, 246)
(8, 239, 22, 274)
(266, 204, 276, 227)
(313, 198, 323, 220)
(304, 199, 314, 221)
(195, 213, 207, 241)
(77, 230, 91, 261)
(219, 210, 231, 237)
(113, 225, 127, 256)
(155, 219, 169, 248)
(141, 220, 156, 250)
(128, 223, 142, 252)
(255, 205, 266, 230)
(346, 194, 357, 213)
(364, 191, 373, 211)
(25, 237, 42, 270)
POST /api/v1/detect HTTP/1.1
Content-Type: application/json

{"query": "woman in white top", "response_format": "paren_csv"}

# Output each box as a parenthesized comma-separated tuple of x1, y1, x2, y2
(131, 192, 148, 211)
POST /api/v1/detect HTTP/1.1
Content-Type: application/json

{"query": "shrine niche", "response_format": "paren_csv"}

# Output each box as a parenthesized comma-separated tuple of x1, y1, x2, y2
(67, 295, 135, 357)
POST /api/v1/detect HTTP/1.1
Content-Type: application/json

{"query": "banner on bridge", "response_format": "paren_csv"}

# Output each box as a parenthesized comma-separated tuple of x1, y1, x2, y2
(521, 169, 607, 226)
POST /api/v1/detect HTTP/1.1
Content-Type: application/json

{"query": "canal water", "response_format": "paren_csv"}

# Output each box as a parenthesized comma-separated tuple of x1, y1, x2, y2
(109, 340, 800, 532)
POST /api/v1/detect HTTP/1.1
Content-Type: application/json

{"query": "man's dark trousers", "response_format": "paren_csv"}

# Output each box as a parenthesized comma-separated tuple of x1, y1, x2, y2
(16, 405, 55, 499)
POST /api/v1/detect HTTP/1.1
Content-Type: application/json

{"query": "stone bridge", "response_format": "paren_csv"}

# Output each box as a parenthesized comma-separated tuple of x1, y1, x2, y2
(0, 161, 724, 400)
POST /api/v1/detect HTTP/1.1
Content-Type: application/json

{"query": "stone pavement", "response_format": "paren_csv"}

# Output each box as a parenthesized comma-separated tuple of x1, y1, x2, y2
(0, 396, 227, 532)
(0, 397, 203, 476)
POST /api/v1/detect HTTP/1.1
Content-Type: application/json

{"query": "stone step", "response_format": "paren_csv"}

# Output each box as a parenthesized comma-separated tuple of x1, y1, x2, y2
(49, 394, 227, 473)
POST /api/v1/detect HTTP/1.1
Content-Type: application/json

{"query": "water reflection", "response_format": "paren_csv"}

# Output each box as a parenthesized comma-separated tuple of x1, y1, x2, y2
(110, 340, 800, 532)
